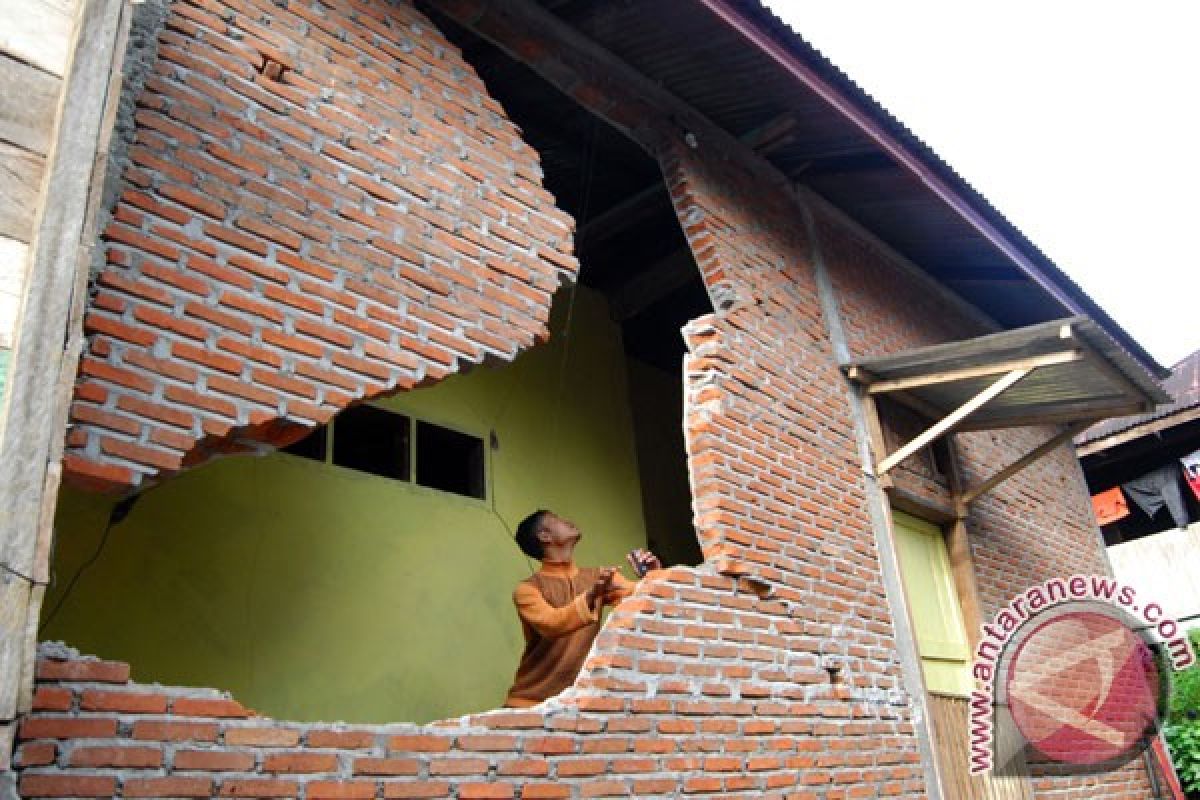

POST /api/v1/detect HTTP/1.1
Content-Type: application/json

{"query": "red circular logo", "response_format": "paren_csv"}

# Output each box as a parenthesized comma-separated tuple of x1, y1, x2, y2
(1005, 611, 1160, 765)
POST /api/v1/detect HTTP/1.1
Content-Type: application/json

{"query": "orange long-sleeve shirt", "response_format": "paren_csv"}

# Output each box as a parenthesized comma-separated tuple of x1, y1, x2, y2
(504, 561, 633, 708)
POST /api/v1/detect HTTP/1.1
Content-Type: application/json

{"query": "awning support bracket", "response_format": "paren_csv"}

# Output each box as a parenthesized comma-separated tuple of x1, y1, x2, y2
(873, 367, 1031, 476)
(954, 420, 1096, 515)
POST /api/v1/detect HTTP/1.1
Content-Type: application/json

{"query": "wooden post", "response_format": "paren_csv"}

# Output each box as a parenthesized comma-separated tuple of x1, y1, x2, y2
(875, 368, 1030, 476)
(0, 0, 128, 773)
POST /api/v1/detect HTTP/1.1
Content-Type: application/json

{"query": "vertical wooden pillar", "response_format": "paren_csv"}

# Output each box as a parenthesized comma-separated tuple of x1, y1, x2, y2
(0, 0, 128, 780)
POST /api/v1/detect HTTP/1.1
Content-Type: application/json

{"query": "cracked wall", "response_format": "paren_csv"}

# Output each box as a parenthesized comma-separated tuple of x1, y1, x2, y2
(64, 0, 575, 491)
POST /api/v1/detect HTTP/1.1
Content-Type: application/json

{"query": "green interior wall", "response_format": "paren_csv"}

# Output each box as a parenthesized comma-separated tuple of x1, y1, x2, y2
(44, 287, 657, 724)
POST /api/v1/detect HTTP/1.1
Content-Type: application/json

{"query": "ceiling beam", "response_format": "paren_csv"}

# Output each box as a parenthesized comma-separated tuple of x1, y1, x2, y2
(609, 249, 700, 321)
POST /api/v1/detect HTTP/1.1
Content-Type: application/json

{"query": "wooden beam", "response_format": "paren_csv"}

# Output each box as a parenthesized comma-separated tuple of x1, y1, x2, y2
(609, 248, 698, 321)
(864, 349, 1083, 395)
(436, 0, 795, 213)
(577, 184, 666, 245)
(860, 393, 892, 489)
(1076, 406, 1200, 458)
(959, 420, 1095, 507)
(0, 141, 44, 241)
(0, 0, 127, 733)
(0, 53, 61, 155)
(874, 368, 1029, 476)
(740, 112, 797, 154)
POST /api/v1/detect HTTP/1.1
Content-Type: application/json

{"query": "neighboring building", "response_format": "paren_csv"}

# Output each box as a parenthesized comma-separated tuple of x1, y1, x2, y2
(0, 1, 1179, 799)
(1079, 349, 1200, 622)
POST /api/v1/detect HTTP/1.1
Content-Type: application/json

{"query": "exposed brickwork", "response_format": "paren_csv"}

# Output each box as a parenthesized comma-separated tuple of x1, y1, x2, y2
(812, 184, 1155, 799)
(65, 0, 576, 490)
(21, 567, 927, 798)
(36, 0, 1158, 795)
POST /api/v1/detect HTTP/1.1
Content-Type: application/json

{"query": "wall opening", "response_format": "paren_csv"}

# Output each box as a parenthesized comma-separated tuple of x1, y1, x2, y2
(42, 8, 709, 725)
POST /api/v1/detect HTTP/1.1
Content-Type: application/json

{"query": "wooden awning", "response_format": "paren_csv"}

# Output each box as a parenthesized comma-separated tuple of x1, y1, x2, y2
(846, 317, 1169, 508)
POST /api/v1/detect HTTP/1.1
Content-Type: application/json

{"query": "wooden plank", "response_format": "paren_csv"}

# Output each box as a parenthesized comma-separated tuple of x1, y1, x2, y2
(928, 694, 1033, 799)
(854, 317, 1081, 375)
(865, 349, 1083, 395)
(0, 53, 61, 154)
(875, 368, 1029, 476)
(0, 141, 45, 241)
(0, 236, 27, 349)
(610, 248, 698, 321)
(0, 0, 126, 722)
(0, 0, 76, 76)
(960, 421, 1094, 506)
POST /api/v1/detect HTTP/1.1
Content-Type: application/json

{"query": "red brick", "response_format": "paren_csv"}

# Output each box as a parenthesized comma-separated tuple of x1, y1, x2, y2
(219, 779, 299, 797)
(263, 752, 338, 773)
(125, 777, 215, 797)
(457, 734, 517, 752)
(175, 749, 257, 771)
(382, 783, 451, 799)
(19, 717, 118, 740)
(308, 730, 375, 749)
(306, 782, 377, 800)
(520, 786, 570, 800)
(20, 774, 117, 797)
(31, 687, 72, 711)
(133, 719, 219, 741)
(354, 757, 420, 776)
(160, 182, 228, 219)
(80, 689, 168, 713)
(458, 785, 513, 800)
(387, 734, 452, 752)
(71, 745, 165, 768)
(14, 742, 56, 767)
(225, 726, 301, 746)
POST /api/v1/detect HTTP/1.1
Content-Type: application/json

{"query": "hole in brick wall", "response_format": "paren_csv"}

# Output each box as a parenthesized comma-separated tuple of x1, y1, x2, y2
(43, 5, 714, 727)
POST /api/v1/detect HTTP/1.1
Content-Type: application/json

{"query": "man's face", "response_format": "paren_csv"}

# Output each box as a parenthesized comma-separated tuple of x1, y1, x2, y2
(539, 514, 582, 549)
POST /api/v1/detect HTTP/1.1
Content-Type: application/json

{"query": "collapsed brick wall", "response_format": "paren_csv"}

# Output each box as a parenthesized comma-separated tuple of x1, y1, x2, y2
(18, 560, 927, 800)
(17, 137, 933, 799)
(65, 0, 576, 491)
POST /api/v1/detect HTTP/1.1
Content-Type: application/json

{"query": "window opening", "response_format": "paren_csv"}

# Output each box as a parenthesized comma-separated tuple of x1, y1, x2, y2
(282, 424, 327, 462)
(416, 420, 485, 499)
(282, 407, 486, 499)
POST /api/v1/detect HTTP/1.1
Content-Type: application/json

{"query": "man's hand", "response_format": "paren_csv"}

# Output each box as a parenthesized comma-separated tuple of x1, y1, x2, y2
(586, 567, 616, 611)
(626, 548, 662, 577)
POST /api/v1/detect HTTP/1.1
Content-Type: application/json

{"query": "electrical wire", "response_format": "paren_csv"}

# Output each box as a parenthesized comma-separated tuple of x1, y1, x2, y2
(39, 492, 143, 634)
(486, 115, 602, 571)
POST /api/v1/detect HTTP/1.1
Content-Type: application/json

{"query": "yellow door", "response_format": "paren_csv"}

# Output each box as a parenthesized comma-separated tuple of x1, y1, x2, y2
(892, 510, 972, 697)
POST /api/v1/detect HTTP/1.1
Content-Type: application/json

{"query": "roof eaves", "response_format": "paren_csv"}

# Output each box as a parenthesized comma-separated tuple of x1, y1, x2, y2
(706, 0, 1169, 380)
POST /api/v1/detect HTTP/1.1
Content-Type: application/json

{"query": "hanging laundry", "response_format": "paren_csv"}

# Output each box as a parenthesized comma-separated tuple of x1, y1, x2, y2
(1122, 464, 1189, 529)
(1091, 487, 1129, 526)
(1182, 449, 1200, 504)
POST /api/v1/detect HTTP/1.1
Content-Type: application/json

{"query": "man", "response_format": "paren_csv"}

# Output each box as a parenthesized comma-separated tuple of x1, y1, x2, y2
(504, 509, 660, 708)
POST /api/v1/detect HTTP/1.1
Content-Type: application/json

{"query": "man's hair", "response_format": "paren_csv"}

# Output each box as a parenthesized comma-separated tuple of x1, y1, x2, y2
(515, 509, 552, 560)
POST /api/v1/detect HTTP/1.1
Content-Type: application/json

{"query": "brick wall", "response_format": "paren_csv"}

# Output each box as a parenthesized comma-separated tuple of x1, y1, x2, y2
(64, 0, 575, 491)
(31, 0, 1158, 795)
(813, 193, 1155, 798)
(19, 559, 926, 799)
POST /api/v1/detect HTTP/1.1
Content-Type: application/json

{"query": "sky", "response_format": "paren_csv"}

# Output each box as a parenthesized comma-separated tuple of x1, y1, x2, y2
(763, 1, 1199, 370)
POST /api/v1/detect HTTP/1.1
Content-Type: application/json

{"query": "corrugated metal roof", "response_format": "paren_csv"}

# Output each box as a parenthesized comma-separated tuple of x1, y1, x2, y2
(549, 0, 1168, 380)
(848, 317, 1168, 432)
(1077, 349, 1200, 445)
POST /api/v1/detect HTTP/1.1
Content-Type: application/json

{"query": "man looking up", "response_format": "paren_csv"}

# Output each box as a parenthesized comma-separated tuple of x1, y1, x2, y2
(504, 509, 660, 708)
